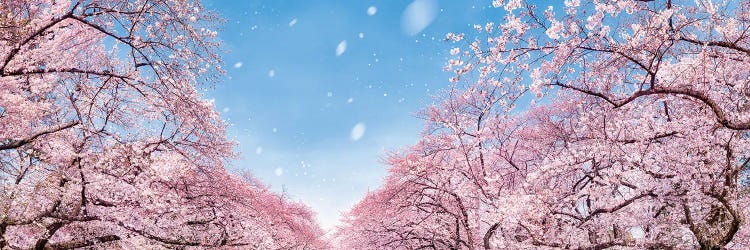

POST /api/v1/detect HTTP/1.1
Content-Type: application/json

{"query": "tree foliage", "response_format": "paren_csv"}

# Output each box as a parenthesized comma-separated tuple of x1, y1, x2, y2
(0, 0, 327, 248)
(336, 0, 750, 249)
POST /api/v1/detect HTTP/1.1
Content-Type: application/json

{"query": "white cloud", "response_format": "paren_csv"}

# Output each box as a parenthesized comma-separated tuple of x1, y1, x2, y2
(401, 0, 439, 36)
(350, 122, 366, 141)
(335, 40, 347, 56)
(367, 6, 377, 16)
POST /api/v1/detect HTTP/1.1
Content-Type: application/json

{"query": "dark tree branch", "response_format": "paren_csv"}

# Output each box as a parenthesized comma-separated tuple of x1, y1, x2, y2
(0, 121, 79, 151)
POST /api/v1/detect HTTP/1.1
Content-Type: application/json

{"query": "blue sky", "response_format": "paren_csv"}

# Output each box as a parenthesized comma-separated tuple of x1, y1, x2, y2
(202, 0, 512, 232)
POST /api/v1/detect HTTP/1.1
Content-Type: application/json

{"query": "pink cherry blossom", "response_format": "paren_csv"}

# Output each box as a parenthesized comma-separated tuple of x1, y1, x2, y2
(0, 1, 327, 248)
(336, 1, 750, 249)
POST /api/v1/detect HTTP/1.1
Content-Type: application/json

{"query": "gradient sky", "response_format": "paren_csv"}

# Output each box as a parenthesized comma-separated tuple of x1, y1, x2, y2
(201, 0, 532, 232)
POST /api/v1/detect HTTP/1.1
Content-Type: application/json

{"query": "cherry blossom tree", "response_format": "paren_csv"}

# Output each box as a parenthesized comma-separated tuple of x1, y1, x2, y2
(0, 0, 327, 248)
(337, 0, 750, 249)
